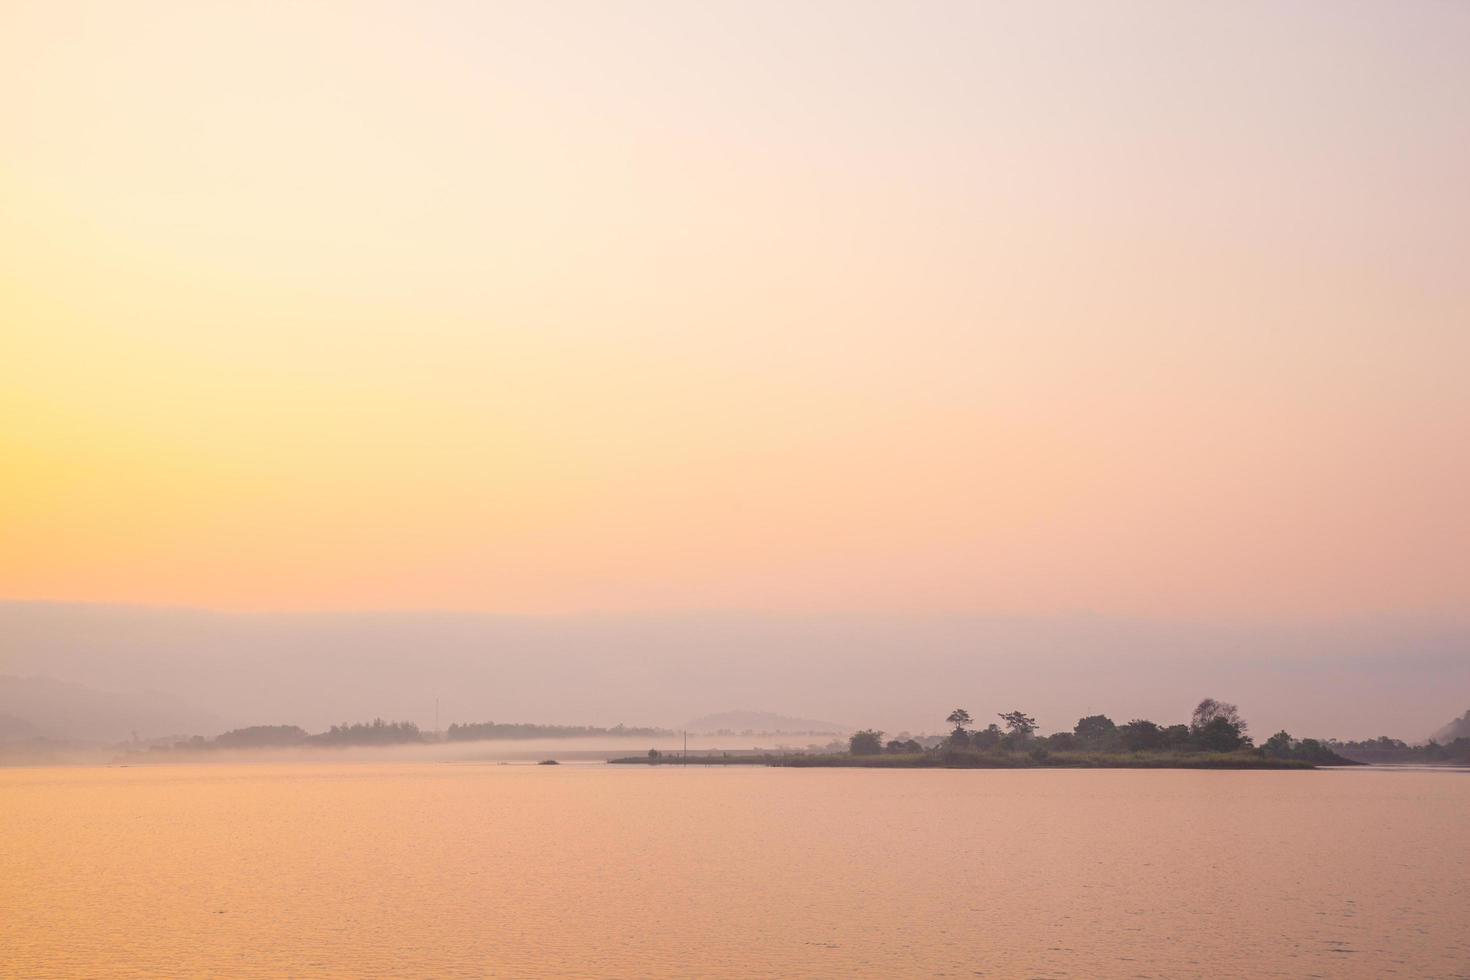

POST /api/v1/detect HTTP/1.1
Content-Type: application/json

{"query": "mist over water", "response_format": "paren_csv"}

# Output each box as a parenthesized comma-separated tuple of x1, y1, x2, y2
(2, 602, 1465, 744)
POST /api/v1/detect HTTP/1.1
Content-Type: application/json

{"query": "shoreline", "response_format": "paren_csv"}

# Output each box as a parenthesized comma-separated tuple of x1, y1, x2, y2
(609, 751, 1326, 770)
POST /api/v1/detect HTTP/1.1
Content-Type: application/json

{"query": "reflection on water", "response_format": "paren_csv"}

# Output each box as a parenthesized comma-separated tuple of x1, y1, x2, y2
(3, 765, 1466, 978)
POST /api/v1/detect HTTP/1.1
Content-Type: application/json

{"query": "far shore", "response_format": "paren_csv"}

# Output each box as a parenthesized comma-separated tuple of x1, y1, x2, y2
(610, 750, 1325, 770)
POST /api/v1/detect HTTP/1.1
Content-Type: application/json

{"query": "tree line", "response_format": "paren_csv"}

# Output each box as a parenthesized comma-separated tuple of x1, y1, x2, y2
(162, 718, 424, 750)
(446, 721, 667, 740)
(1325, 734, 1470, 765)
(848, 698, 1348, 764)
(157, 716, 670, 751)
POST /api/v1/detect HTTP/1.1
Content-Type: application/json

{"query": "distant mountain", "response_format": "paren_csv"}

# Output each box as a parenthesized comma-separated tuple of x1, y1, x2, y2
(0, 675, 219, 743)
(684, 710, 846, 734)
(0, 713, 39, 739)
(6, 601, 1470, 741)
(1432, 708, 1470, 743)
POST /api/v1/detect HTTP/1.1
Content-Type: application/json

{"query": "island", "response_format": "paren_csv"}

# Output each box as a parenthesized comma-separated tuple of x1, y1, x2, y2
(612, 699, 1359, 769)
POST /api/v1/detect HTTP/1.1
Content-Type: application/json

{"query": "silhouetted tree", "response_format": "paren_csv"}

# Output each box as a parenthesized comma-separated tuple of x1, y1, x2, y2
(1262, 731, 1293, 758)
(1119, 719, 1163, 752)
(1195, 717, 1249, 751)
(999, 711, 1037, 739)
(1073, 714, 1117, 747)
(1191, 699, 1244, 732)
(214, 725, 308, 748)
(971, 723, 1003, 749)
(308, 718, 423, 746)
(1293, 738, 1332, 762)
(1189, 699, 1249, 751)
(448, 720, 666, 741)
(1160, 724, 1194, 750)
(849, 729, 885, 755)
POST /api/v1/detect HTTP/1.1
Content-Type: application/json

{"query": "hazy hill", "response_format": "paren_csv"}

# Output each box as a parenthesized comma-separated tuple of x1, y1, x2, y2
(1432, 708, 1470, 743)
(3, 601, 1468, 740)
(0, 675, 219, 743)
(0, 713, 38, 739)
(685, 710, 845, 734)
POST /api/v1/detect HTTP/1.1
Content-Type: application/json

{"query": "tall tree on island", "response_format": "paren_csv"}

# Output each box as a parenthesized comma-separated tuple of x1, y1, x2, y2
(849, 729, 885, 756)
(999, 711, 1038, 741)
(946, 708, 973, 748)
(1190, 698, 1250, 751)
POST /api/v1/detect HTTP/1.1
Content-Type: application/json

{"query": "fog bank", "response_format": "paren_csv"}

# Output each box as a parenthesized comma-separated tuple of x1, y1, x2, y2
(2, 602, 1466, 743)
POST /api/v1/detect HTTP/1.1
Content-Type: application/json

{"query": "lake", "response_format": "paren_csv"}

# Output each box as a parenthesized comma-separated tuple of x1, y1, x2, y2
(3, 764, 1466, 977)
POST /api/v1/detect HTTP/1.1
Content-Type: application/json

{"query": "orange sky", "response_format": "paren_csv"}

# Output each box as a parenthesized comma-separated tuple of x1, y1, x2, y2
(3, 1, 1467, 619)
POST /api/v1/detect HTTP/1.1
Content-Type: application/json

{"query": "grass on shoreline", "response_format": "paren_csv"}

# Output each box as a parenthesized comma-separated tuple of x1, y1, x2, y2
(609, 751, 1317, 769)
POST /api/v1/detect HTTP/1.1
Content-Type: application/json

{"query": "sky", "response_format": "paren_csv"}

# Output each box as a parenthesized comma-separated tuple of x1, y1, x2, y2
(3, 1, 1468, 621)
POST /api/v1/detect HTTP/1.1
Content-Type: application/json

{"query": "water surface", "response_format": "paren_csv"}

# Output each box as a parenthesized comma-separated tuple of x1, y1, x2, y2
(3, 764, 1466, 977)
